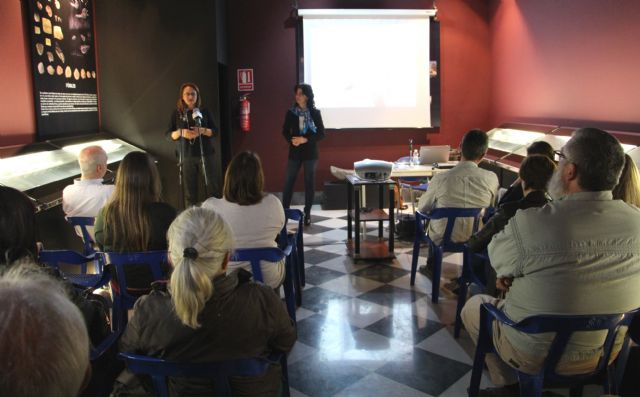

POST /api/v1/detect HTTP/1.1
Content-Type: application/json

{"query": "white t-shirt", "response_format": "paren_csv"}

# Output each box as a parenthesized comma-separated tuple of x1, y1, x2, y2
(202, 194, 286, 288)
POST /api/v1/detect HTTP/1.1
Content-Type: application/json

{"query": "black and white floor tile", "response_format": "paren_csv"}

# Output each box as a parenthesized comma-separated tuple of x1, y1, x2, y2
(285, 206, 603, 397)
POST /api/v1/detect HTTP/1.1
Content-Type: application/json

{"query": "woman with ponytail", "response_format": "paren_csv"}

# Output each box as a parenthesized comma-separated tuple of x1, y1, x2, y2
(118, 207, 296, 396)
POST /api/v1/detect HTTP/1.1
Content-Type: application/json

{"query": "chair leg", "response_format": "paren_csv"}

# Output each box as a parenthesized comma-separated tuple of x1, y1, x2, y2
(454, 280, 468, 338)
(518, 374, 544, 397)
(431, 248, 443, 303)
(468, 350, 486, 397)
(282, 258, 297, 324)
(297, 233, 305, 287)
(410, 238, 421, 286)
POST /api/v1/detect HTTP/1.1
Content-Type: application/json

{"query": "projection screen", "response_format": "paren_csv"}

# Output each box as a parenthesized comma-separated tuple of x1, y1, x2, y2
(299, 9, 435, 129)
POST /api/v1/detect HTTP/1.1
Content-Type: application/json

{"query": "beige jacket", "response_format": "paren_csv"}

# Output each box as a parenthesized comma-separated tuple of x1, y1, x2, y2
(417, 161, 499, 244)
(489, 191, 640, 368)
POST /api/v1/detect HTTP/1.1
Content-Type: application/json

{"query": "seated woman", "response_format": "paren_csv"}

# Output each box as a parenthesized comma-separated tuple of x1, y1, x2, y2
(118, 207, 296, 396)
(467, 154, 555, 296)
(94, 151, 176, 289)
(613, 154, 640, 206)
(498, 141, 555, 206)
(202, 151, 285, 288)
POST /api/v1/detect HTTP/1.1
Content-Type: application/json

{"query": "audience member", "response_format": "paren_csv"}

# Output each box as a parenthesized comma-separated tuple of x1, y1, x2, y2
(202, 151, 285, 288)
(94, 151, 176, 289)
(612, 153, 640, 207)
(0, 267, 91, 397)
(0, 185, 38, 265)
(417, 129, 499, 276)
(0, 185, 118, 396)
(118, 207, 296, 396)
(63, 145, 114, 217)
(497, 140, 555, 206)
(461, 128, 640, 397)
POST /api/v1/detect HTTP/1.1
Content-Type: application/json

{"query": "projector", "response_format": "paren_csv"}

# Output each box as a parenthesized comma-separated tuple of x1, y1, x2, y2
(354, 159, 393, 181)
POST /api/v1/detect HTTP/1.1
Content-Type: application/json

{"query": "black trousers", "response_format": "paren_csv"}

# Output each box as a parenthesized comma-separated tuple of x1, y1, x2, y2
(183, 154, 218, 206)
(282, 158, 317, 216)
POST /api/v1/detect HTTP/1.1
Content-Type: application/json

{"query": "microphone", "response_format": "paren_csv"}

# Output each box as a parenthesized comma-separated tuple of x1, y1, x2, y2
(192, 108, 203, 127)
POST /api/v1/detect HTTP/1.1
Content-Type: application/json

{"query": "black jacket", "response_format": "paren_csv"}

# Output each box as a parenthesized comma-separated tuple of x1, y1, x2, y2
(468, 190, 550, 253)
(282, 107, 325, 161)
(167, 108, 217, 157)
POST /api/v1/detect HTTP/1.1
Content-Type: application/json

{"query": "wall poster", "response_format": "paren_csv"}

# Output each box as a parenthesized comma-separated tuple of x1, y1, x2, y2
(25, 0, 99, 139)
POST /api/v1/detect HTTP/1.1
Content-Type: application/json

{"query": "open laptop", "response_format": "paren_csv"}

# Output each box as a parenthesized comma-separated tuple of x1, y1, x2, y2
(419, 145, 450, 165)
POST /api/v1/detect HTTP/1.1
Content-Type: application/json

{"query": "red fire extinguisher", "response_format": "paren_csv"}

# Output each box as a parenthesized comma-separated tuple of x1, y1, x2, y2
(239, 94, 250, 132)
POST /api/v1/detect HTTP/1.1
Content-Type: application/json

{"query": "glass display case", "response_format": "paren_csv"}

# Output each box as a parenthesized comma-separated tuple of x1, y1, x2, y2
(0, 137, 144, 211)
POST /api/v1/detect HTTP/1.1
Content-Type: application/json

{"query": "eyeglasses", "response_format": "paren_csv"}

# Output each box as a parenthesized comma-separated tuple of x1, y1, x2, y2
(554, 149, 568, 162)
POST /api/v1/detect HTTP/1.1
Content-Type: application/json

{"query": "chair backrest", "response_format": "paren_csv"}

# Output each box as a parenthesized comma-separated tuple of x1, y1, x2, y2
(416, 207, 483, 252)
(280, 208, 303, 245)
(99, 251, 168, 331)
(39, 249, 95, 275)
(119, 352, 281, 397)
(481, 303, 640, 387)
(66, 216, 97, 256)
(230, 247, 287, 283)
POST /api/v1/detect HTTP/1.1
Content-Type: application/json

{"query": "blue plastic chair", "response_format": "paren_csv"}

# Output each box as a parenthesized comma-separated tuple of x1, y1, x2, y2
(231, 241, 297, 323)
(39, 249, 109, 290)
(98, 251, 169, 333)
(410, 208, 482, 303)
(66, 216, 98, 256)
(469, 303, 640, 397)
(119, 352, 289, 397)
(454, 247, 489, 338)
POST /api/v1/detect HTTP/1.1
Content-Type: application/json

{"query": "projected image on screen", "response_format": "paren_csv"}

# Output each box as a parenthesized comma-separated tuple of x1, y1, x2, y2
(300, 10, 433, 129)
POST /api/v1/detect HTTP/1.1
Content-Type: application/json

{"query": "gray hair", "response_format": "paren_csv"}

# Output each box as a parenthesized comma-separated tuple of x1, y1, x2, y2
(565, 128, 625, 191)
(168, 207, 233, 329)
(78, 145, 107, 177)
(0, 265, 89, 397)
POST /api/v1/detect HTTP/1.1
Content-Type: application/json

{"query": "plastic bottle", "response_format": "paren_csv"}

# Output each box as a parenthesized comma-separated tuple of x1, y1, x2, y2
(413, 149, 419, 166)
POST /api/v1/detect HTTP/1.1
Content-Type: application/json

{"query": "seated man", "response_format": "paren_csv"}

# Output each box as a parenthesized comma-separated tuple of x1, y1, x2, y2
(417, 129, 499, 275)
(63, 145, 114, 218)
(0, 267, 91, 397)
(467, 154, 555, 295)
(461, 128, 640, 397)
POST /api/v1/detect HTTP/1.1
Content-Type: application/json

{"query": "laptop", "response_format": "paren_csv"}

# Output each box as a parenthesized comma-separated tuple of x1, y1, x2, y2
(419, 145, 450, 165)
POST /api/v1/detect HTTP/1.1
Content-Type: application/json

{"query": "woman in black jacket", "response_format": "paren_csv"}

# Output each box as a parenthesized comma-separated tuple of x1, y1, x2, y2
(281, 83, 325, 225)
(168, 82, 219, 206)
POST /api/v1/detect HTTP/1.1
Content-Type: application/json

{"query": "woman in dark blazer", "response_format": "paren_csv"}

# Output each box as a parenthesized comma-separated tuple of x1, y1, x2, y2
(281, 83, 325, 225)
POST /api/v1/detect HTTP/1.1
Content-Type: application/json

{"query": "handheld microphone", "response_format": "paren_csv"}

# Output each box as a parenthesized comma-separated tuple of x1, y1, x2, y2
(192, 108, 203, 127)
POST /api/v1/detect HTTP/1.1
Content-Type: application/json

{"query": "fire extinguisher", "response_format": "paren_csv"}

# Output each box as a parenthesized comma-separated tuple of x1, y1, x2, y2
(239, 94, 250, 132)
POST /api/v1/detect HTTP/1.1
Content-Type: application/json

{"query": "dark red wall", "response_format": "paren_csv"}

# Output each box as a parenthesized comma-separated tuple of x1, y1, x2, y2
(225, 0, 493, 192)
(488, 0, 640, 128)
(0, 0, 36, 148)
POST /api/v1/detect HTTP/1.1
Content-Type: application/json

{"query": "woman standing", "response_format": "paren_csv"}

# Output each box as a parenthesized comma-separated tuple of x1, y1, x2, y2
(168, 82, 219, 206)
(281, 83, 325, 226)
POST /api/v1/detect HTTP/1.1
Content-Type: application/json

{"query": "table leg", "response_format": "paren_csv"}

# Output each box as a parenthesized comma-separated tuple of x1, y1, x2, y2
(388, 185, 395, 253)
(347, 181, 353, 241)
(355, 187, 361, 255)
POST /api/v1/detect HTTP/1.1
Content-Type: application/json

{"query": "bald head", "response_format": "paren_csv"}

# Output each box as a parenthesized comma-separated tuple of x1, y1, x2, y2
(0, 265, 90, 397)
(78, 145, 108, 180)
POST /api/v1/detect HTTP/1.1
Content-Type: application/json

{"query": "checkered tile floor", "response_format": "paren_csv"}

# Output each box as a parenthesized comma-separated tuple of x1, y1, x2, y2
(286, 206, 603, 397)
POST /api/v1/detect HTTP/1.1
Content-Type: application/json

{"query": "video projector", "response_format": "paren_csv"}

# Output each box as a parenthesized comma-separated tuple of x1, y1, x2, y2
(354, 159, 393, 181)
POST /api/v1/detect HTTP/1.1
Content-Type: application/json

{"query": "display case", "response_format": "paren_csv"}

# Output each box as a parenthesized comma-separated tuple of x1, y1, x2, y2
(482, 123, 640, 187)
(0, 135, 144, 212)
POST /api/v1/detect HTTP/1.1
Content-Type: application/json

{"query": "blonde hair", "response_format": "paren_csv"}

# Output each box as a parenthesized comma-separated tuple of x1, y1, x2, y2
(0, 265, 89, 397)
(168, 207, 233, 329)
(102, 152, 162, 252)
(613, 154, 640, 207)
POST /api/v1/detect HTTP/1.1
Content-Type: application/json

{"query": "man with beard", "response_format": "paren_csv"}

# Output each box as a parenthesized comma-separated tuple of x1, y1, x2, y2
(461, 128, 640, 397)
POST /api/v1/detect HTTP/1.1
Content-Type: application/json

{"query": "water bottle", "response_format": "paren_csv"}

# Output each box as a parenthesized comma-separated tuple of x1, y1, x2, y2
(409, 139, 414, 165)
(413, 149, 420, 166)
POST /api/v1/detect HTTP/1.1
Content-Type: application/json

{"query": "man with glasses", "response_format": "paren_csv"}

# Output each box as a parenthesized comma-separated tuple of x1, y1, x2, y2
(461, 128, 640, 397)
